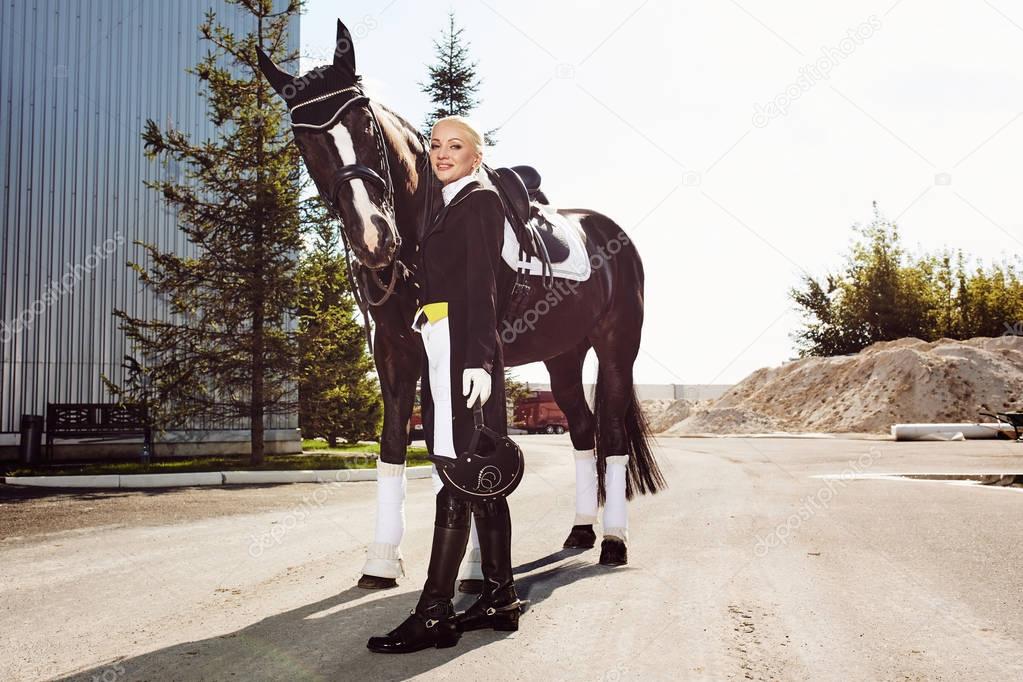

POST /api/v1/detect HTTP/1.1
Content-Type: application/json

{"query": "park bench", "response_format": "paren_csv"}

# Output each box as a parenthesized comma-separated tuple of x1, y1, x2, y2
(46, 403, 153, 460)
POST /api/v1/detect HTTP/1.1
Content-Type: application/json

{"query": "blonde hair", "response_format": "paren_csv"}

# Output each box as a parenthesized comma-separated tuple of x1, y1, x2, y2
(431, 115, 484, 152)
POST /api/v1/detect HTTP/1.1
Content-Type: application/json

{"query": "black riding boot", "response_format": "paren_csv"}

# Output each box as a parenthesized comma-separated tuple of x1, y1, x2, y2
(367, 487, 471, 653)
(455, 497, 523, 632)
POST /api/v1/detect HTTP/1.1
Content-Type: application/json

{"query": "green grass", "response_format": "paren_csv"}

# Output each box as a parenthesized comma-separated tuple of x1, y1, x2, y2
(4, 443, 430, 478)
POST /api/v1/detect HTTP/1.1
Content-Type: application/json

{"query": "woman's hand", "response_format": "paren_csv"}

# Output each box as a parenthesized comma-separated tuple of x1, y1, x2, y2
(463, 368, 492, 408)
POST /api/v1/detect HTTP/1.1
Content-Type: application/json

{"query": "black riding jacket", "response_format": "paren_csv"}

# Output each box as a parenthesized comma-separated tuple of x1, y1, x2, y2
(414, 179, 505, 375)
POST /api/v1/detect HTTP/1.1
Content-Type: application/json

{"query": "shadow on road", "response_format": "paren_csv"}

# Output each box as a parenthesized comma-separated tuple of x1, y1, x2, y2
(59, 551, 611, 681)
(0, 482, 292, 506)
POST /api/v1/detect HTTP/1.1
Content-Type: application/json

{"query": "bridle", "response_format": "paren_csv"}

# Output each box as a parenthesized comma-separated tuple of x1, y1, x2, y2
(290, 86, 411, 353)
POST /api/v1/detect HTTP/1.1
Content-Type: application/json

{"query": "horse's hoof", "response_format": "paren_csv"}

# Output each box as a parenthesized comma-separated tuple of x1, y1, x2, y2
(458, 579, 483, 594)
(563, 524, 596, 549)
(598, 538, 627, 566)
(358, 574, 399, 590)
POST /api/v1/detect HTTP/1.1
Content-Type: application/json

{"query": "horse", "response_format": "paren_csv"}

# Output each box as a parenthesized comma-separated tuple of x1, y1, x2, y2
(256, 19, 665, 589)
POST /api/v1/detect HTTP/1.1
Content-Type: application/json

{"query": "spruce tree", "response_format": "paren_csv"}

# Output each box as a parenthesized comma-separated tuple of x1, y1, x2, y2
(105, 0, 305, 465)
(420, 11, 497, 144)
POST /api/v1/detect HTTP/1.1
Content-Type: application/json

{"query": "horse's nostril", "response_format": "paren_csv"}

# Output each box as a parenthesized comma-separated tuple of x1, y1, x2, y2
(371, 214, 398, 253)
(371, 214, 390, 234)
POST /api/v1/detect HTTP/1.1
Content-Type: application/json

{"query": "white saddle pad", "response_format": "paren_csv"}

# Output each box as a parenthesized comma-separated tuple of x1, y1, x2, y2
(500, 206, 591, 282)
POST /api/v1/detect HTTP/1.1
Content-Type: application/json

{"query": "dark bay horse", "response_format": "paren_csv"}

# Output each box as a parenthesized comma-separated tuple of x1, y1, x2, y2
(257, 20, 664, 588)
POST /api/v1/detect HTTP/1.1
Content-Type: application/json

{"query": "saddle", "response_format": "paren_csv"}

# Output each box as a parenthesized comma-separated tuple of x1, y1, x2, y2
(482, 165, 569, 265)
(481, 165, 553, 323)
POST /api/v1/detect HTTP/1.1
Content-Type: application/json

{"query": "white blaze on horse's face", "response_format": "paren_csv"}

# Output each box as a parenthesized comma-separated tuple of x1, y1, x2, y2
(327, 118, 388, 257)
(292, 107, 397, 270)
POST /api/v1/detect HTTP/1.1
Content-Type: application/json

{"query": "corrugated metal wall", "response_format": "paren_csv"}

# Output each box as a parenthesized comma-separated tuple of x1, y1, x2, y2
(0, 0, 300, 433)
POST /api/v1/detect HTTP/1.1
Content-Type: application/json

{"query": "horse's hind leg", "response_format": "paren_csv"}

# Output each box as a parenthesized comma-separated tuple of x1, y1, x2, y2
(456, 339, 593, 588)
(588, 290, 665, 566)
(544, 339, 599, 549)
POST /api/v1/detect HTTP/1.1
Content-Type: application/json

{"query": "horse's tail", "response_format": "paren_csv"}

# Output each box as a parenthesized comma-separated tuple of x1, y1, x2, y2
(593, 370, 668, 504)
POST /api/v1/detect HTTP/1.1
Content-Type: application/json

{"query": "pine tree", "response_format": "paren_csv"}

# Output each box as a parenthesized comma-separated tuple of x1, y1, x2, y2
(420, 11, 497, 144)
(105, 0, 305, 465)
(297, 198, 383, 446)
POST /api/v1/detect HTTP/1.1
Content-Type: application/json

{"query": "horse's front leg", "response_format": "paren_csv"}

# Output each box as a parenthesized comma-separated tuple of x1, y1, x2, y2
(358, 318, 422, 589)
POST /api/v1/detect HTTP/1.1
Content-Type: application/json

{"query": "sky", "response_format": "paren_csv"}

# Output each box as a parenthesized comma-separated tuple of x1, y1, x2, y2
(299, 0, 1023, 387)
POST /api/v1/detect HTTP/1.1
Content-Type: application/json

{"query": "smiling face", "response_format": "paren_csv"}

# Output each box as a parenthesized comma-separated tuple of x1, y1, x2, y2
(430, 120, 483, 185)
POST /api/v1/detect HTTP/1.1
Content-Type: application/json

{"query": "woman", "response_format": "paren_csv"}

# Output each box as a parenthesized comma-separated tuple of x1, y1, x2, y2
(367, 116, 522, 654)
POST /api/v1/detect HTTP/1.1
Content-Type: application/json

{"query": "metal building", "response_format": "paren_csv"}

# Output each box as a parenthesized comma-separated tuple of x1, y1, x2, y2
(0, 0, 301, 457)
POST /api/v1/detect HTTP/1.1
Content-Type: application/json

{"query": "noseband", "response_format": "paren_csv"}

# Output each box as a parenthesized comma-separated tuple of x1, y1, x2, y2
(290, 86, 409, 352)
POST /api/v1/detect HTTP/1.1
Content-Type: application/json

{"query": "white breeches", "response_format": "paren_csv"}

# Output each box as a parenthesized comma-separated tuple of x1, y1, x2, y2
(415, 315, 455, 459)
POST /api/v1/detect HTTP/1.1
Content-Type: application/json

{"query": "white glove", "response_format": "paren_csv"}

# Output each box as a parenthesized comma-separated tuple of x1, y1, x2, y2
(463, 368, 492, 408)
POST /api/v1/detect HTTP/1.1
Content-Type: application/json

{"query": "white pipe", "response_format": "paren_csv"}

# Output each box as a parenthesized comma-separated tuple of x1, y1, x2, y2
(891, 423, 1014, 441)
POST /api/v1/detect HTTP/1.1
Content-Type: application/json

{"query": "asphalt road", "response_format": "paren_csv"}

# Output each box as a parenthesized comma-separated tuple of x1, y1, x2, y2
(2, 434, 1022, 681)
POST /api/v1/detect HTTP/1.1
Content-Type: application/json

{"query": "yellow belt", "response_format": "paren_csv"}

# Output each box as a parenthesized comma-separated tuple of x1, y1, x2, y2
(414, 301, 448, 324)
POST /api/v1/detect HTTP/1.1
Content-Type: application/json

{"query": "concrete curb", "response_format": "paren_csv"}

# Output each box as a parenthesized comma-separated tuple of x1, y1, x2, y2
(2, 465, 433, 489)
(120, 472, 223, 488)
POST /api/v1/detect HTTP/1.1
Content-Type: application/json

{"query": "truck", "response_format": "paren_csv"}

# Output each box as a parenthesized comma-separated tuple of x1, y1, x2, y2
(408, 389, 570, 441)
(513, 390, 568, 434)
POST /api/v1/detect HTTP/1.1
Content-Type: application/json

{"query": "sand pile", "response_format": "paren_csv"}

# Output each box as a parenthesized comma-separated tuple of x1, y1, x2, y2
(640, 399, 692, 433)
(664, 336, 1023, 435)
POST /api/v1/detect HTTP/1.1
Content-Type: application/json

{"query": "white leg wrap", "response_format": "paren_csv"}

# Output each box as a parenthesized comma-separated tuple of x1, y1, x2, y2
(574, 447, 598, 525)
(361, 461, 406, 579)
(362, 542, 405, 579)
(373, 461, 406, 547)
(459, 516, 483, 580)
(602, 454, 629, 543)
